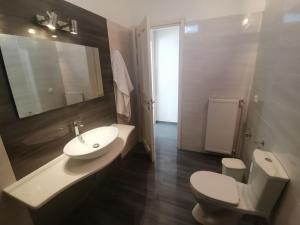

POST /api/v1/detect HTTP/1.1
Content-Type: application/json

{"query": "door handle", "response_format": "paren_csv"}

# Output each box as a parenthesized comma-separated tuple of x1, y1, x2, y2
(144, 100, 155, 105)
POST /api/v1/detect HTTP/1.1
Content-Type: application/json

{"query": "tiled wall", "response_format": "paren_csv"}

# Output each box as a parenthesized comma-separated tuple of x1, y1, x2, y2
(242, 0, 300, 224)
(180, 13, 262, 152)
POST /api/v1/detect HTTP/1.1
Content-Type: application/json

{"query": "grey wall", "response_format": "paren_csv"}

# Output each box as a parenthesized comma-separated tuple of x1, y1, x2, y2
(180, 13, 262, 152)
(242, 0, 300, 224)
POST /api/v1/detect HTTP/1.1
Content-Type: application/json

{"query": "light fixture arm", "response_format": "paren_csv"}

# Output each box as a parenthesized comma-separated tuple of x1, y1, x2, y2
(46, 11, 52, 18)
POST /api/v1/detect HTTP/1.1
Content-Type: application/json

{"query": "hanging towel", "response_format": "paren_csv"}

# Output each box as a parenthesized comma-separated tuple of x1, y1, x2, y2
(111, 50, 134, 120)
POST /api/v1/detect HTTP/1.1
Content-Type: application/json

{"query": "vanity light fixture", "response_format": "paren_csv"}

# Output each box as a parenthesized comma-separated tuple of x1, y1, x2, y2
(36, 10, 78, 35)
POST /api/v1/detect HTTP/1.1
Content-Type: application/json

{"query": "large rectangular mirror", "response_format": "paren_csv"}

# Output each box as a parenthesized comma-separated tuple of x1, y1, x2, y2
(0, 34, 104, 118)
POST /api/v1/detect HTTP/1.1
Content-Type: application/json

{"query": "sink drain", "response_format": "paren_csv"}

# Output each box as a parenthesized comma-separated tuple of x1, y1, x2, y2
(93, 143, 100, 148)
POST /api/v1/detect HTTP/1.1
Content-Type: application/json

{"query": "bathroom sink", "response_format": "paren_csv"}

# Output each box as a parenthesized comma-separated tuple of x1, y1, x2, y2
(63, 126, 119, 160)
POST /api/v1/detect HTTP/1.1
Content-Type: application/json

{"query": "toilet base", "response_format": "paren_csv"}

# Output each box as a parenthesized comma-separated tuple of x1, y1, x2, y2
(192, 203, 206, 224)
(192, 203, 241, 225)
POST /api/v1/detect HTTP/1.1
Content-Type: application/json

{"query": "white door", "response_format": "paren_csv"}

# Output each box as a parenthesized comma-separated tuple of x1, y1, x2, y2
(136, 17, 155, 162)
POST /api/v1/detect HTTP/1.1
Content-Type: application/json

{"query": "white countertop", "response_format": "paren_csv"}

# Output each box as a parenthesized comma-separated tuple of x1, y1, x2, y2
(3, 124, 135, 209)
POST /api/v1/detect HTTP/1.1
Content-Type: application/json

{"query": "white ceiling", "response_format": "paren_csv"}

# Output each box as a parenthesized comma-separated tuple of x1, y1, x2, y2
(65, 0, 265, 28)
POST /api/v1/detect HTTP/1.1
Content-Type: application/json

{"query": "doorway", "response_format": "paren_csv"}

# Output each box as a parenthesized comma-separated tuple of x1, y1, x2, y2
(151, 25, 180, 150)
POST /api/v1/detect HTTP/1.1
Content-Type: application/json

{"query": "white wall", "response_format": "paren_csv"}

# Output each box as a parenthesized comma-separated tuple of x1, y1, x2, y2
(66, 0, 265, 27)
(153, 26, 179, 123)
(180, 13, 262, 152)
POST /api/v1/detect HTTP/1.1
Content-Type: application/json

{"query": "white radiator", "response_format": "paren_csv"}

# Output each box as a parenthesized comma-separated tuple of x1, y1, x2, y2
(204, 98, 241, 155)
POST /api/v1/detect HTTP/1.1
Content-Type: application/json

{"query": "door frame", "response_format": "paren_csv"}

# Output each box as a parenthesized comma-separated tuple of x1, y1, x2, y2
(150, 18, 185, 150)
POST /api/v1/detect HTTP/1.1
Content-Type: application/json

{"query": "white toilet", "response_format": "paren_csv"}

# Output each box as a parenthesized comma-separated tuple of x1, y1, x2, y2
(190, 149, 289, 225)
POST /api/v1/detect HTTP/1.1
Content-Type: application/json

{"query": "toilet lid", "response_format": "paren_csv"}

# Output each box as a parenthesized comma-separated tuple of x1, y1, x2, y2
(190, 171, 239, 206)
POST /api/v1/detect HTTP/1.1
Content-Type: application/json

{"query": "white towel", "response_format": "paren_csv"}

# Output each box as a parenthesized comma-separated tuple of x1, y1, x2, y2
(111, 50, 134, 119)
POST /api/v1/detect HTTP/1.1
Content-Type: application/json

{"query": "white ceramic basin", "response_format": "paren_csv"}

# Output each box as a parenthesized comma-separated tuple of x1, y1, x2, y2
(63, 126, 119, 160)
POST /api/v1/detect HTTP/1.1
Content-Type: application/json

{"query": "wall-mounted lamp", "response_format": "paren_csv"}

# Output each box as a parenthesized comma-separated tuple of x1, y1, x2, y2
(36, 10, 78, 35)
(56, 19, 78, 35)
(70, 20, 78, 35)
(36, 10, 57, 30)
(46, 11, 57, 30)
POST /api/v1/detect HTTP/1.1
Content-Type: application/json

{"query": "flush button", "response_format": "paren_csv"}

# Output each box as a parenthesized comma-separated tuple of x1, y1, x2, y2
(93, 143, 100, 148)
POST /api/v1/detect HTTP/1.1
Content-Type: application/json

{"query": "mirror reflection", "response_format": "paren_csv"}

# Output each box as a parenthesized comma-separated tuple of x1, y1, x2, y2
(0, 34, 104, 118)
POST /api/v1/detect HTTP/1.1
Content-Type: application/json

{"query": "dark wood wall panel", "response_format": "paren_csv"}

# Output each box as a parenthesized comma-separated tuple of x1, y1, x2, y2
(0, 0, 117, 179)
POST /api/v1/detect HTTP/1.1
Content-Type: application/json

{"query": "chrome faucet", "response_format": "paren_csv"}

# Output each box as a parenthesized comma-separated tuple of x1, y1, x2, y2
(73, 121, 84, 142)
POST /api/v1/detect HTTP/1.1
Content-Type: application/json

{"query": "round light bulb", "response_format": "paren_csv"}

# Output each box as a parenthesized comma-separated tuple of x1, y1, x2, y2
(47, 24, 56, 30)
(28, 28, 36, 34)
(242, 18, 249, 26)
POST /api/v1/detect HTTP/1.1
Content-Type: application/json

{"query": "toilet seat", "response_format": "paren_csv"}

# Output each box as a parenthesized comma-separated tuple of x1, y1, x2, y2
(190, 171, 239, 207)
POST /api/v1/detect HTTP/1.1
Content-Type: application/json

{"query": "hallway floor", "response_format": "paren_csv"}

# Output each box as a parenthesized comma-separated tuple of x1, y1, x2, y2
(62, 122, 265, 225)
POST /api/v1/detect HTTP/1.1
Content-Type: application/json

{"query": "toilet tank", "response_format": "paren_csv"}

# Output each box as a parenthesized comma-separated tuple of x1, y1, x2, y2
(247, 149, 289, 215)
